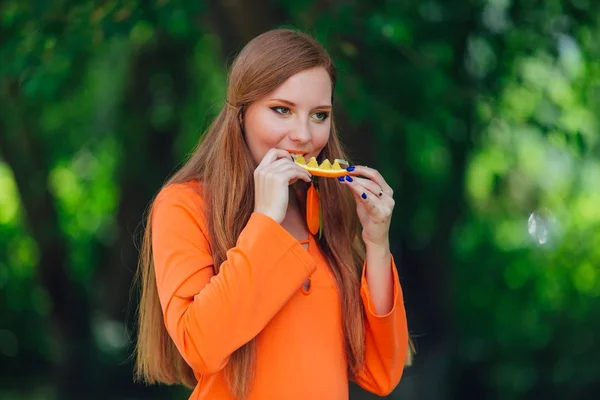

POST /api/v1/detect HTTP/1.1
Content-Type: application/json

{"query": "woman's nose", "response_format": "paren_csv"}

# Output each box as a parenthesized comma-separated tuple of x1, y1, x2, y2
(289, 120, 311, 143)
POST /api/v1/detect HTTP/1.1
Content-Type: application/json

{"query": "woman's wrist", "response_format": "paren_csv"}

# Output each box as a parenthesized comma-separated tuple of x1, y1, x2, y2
(364, 239, 390, 255)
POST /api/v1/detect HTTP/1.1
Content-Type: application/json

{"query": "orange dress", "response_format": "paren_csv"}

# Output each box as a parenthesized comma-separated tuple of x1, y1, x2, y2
(151, 181, 409, 399)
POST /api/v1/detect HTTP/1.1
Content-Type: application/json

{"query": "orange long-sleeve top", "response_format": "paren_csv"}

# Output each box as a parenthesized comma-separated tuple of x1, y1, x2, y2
(151, 181, 409, 399)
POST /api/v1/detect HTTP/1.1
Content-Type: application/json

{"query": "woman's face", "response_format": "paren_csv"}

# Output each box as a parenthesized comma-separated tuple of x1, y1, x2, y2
(243, 66, 332, 164)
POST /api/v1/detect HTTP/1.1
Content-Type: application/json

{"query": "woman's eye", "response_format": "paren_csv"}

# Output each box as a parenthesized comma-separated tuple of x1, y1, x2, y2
(312, 112, 329, 121)
(272, 106, 291, 115)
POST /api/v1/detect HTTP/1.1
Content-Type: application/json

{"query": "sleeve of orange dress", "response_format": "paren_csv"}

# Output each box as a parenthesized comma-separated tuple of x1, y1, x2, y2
(352, 255, 409, 396)
(150, 183, 317, 375)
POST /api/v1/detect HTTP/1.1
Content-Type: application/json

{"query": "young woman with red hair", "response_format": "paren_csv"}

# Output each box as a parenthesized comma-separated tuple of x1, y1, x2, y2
(134, 28, 414, 400)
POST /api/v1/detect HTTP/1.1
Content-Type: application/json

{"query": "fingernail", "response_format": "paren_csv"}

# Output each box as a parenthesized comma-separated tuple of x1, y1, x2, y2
(361, 193, 367, 199)
(345, 176, 353, 182)
(347, 166, 355, 172)
(338, 177, 345, 182)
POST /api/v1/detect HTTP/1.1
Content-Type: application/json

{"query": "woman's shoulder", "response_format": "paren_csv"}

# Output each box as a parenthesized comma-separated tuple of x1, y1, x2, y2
(153, 179, 207, 216)
(151, 179, 212, 253)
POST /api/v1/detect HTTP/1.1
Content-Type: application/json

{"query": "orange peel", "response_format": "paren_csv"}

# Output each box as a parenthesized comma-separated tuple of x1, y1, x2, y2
(293, 154, 350, 178)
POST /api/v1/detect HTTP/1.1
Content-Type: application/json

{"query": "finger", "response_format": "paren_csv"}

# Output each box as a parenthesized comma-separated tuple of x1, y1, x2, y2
(277, 164, 312, 183)
(257, 148, 293, 168)
(346, 178, 376, 205)
(255, 157, 289, 176)
(346, 184, 384, 219)
(262, 160, 312, 183)
(266, 157, 293, 169)
(264, 158, 311, 176)
(340, 176, 393, 220)
(347, 166, 393, 197)
(339, 176, 390, 205)
(344, 176, 384, 199)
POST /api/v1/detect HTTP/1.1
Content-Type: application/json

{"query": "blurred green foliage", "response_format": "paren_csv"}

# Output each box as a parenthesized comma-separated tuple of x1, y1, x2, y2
(1, 0, 600, 399)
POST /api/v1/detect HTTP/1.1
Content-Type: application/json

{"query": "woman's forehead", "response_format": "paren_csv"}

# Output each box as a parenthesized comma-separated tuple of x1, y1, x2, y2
(267, 67, 332, 107)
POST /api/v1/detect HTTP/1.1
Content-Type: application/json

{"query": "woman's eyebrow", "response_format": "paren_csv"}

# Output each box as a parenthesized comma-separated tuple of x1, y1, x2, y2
(269, 98, 332, 110)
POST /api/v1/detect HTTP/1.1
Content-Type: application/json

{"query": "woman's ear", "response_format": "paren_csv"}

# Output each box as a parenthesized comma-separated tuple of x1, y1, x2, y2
(238, 106, 245, 132)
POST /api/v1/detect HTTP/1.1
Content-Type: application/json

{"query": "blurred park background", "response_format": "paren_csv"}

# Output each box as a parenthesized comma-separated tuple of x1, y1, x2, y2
(1, 0, 600, 399)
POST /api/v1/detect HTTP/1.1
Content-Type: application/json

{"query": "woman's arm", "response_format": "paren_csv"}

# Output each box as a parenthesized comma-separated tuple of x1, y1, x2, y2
(352, 253, 409, 396)
(151, 184, 316, 375)
(364, 242, 395, 315)
(338, 165, 410, 395)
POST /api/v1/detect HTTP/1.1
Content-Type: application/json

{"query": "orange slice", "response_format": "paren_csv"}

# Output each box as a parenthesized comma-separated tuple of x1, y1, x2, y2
(293, 154, 350, 178)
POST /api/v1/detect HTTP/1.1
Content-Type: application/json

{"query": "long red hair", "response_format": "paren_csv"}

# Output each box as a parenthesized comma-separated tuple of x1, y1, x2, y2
(134, 28, 413, 399)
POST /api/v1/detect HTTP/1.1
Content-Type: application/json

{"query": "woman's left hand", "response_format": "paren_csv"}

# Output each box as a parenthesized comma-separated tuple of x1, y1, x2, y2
(339, 166, 395, 248)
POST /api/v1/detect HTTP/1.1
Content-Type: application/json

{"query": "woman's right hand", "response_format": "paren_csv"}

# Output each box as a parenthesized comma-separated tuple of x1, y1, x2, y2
(254, 148, 312, 223)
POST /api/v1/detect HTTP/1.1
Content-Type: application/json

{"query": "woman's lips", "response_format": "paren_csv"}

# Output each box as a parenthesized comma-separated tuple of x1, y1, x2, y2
(284, 149, 307, 155)
(284, 149, 309, 159)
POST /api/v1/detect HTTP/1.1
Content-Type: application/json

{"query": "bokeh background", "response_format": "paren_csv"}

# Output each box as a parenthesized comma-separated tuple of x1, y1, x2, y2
(2, 0, 600, 399)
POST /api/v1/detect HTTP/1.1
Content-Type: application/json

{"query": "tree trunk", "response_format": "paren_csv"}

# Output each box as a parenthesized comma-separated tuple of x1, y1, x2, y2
(204, 0, 288, 59)
(393, 7, 480, 400)
(0, 79, 94, 397)
(93, 33, 195, 396)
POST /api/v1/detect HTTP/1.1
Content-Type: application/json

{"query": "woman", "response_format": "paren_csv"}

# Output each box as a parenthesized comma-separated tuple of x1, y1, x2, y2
(134, 28, 413, 399)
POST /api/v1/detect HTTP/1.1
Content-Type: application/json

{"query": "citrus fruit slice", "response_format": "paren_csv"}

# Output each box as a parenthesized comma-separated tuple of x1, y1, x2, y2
(293, 154, 350, 178)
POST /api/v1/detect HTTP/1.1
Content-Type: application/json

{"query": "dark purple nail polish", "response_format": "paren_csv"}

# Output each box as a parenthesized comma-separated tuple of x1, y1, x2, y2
(361, 193, 367, 199)
(347, 166, 355, 172)
(338, 177, 345, 182)
(345, 176, 353, 182)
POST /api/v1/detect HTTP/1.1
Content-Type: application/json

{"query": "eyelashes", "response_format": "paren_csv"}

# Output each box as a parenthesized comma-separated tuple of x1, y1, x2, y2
(270, 106, 330, 122)
(312, 111, 329, 122)
(271, 106, 292, 115)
